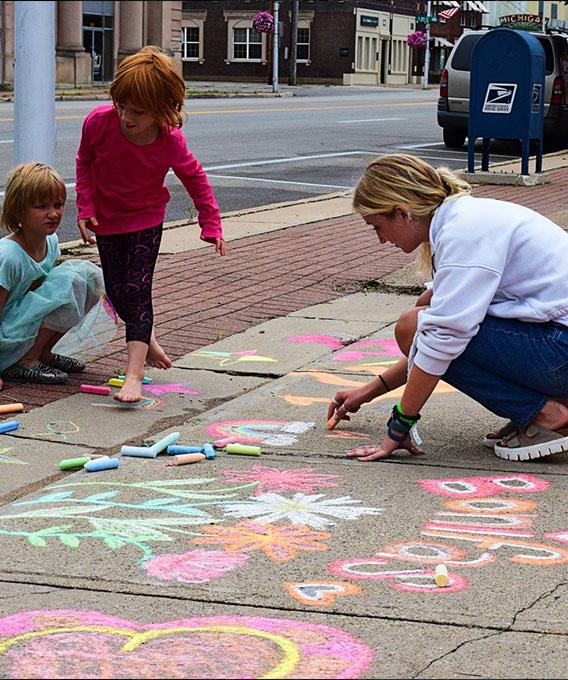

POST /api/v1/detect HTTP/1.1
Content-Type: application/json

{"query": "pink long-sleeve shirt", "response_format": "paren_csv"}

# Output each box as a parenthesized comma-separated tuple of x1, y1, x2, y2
(75, 104, 222, 238)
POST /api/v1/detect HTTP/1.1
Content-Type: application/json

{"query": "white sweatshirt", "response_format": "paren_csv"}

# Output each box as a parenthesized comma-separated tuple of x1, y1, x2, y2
(414, 195, 568, 376)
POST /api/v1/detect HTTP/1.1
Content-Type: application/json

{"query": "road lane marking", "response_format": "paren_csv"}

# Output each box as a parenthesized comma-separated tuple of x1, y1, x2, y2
(0, 100, 437, 123)
(207, 174, 351, 190)
(339, 117, 406, 123)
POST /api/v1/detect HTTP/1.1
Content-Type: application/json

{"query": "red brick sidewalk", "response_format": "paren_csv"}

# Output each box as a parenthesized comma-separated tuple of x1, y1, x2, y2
(2, 165, 567, 413)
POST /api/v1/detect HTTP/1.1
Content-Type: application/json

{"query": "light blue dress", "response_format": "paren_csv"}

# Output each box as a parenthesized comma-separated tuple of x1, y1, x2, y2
(0, 233, 117, 372)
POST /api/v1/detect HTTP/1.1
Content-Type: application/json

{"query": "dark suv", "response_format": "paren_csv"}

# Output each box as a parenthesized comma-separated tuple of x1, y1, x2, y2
(437, 29, 568, 148)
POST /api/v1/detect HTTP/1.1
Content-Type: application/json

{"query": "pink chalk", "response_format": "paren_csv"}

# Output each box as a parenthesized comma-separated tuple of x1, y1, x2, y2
(81, 384, 111, 395)
(213, 436, 240, 449)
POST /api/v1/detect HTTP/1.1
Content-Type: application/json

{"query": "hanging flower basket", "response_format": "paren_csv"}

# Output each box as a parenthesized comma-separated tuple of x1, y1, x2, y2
(407, 31, 426, 48)
(252, 11, 275, 34)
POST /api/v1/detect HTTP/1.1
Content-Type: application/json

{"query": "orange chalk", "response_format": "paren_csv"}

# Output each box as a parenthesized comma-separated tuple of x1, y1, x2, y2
(0, 403, 24, 415)
(167, 452, 206, 466)
(327, 414, 341, 430)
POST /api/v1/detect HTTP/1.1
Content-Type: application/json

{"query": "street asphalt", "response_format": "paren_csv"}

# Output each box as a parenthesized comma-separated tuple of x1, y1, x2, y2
(0, 150, 567, 678)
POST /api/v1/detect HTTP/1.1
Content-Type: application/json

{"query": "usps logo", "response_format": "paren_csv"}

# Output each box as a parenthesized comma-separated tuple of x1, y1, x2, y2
(482, 83, 518, 113)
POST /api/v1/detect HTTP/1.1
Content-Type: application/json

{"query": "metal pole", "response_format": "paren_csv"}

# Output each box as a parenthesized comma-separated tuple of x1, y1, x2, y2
(542, 2, 546, 32)
(14, 1, 56, 167)
(423, 0, 431, 89)
(272, 1, 279, 93)
(289, 0, 298, 86)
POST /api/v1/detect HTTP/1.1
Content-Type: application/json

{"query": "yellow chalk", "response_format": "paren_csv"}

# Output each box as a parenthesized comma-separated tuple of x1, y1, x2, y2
(435, 564, 449, 587)
(225, 443, 262, 456)
(108, 378, 124, 387)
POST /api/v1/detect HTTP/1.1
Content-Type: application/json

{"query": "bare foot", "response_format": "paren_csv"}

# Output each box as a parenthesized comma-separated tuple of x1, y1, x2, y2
(147, 337, 172, 369)
(114, 375, 143, 403)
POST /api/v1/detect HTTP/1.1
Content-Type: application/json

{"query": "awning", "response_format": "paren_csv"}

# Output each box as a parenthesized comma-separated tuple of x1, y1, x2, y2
(463, 0, 480, 10)
(439, 1, 460, 7)
(434, 37, 454, 47)
(472, 1, 490, 11)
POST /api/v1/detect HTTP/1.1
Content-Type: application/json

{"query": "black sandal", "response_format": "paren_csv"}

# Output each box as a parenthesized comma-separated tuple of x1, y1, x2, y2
(2, 362, 68, 384)
(46, 354, 86, 373)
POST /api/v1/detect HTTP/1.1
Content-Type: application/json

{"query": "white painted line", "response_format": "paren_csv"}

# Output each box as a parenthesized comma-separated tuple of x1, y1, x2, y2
(204, 151, 372, 172)
(207, 174, 352, 190)
(397, 141, 444, 149)
(0, 139, 13, 144)
(339, 117, 406, 124)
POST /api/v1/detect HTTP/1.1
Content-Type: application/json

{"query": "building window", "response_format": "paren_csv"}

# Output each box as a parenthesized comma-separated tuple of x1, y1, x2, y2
(233, 27, 262, 60)
(551, 3, 558, 20)
(182, 26, 199, 60)
(297, 27, 310, 61)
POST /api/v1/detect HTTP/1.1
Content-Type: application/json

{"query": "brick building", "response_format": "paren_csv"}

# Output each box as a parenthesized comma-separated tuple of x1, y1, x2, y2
(181, 1, 418, 85)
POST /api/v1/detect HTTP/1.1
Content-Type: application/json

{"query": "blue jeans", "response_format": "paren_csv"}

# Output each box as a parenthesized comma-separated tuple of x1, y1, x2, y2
(442, 316, 568, 427)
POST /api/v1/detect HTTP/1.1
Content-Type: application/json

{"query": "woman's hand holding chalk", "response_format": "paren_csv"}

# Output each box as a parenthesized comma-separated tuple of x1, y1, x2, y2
(327, 402, 348, 430)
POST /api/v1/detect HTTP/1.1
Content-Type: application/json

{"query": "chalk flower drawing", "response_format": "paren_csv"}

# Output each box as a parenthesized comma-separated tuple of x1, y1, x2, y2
(193, 521, 331, 562)
(143, 549, 250, 583)
(218, 465, 343, 496)
(221, 493, 383, 529)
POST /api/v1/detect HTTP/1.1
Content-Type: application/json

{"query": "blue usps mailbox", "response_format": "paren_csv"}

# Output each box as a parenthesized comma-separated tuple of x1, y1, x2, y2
(468, 28, 545, 175)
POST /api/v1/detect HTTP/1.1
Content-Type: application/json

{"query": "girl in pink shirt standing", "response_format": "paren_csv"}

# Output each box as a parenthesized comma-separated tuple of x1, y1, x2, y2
(76, 46, 225, 403)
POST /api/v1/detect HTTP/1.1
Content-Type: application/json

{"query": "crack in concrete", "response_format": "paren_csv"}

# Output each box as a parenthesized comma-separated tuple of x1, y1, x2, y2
(509, 581, 568, 630)
(412, 630, 502, 678)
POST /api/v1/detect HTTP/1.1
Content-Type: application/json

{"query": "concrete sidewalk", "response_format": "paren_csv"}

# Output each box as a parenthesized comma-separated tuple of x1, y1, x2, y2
(0, 154, 567, 678)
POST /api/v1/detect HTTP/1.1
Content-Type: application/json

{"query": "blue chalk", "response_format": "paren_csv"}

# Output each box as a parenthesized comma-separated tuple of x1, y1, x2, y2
(202, 443, 215, 460)
(0, 421, 19, 434)
(152, 432, 180, 455)
(118, 375, 153, 384)
(120, 445, 157, 458)
(84, 457, 119, 472)
(167, 445, 203, 455)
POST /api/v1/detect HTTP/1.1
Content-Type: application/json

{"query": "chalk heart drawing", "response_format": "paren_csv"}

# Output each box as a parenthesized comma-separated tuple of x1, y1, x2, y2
(143, 549, 250, 583)
(218, 465, 343, 496)
(206, 420, 315, 446)
(0, 610, 375, 679)
(285, 581, 362, 606)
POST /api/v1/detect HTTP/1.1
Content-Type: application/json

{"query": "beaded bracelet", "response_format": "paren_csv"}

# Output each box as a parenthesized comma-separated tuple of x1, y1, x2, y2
(386, 403, 421, 442)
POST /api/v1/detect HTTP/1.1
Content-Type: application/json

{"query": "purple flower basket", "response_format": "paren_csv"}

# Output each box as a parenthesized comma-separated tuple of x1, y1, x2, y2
(252, 11, 275, 34)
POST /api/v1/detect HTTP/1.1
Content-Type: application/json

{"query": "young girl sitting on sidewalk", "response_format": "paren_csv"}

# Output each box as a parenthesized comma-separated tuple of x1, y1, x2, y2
(0, 162, 112, 388)
(328, 154, 568, 462)
(75, 46, 225, 404)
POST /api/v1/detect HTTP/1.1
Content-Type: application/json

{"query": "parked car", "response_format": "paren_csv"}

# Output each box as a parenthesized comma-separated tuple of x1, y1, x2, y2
(437, 28, 568, 148)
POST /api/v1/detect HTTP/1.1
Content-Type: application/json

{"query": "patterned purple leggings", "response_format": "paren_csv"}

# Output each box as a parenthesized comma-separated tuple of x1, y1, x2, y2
(96, 224, 162, 344)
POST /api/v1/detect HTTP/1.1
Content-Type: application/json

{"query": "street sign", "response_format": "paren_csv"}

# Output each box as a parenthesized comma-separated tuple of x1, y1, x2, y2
(415, 16, 437, 22)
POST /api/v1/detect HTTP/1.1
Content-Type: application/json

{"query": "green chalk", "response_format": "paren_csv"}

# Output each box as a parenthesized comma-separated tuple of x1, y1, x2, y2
(59, 456, 91, 470)
(225, 443, 262, 456)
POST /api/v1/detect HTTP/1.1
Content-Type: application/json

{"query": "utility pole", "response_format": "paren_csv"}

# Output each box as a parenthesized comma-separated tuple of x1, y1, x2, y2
(423, 0, 431, 89)
(542, 1, 546, 32)
(272, 1, 279, 93)
(289, 0, 299, 86)
(14, 0, 56, 166)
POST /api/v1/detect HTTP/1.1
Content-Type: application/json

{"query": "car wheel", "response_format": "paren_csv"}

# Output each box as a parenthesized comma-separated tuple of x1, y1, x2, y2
(443, 129, 466, 148)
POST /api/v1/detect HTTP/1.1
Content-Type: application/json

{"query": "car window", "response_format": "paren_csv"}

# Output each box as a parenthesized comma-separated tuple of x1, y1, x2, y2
(450, 33, 554, 74)
(449, 34, 484, 71)
(536, 38, 554, 74)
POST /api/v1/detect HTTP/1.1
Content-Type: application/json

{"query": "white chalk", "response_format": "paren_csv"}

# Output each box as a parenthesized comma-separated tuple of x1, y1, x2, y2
(435, 564, 449, 587)
(120, 445, 157, 458)
(152, 432, 180, 455)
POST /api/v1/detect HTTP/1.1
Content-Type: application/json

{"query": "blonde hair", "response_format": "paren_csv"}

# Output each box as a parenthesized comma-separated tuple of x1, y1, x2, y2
(110, 45, 185, 130)
(353, 154, 471, 268)
(1, 162, 66, 234)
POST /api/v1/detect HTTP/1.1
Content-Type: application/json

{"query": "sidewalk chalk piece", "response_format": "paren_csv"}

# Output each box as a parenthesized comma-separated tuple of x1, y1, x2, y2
(120, 445, 157, 458)
(108, 378, 124, 387)
(118, 375, 153, 384)
(85, 457, 119, 472)
(80, 384, 111, 395)
(152, 432, 180, 455)
(167, 452, 206, 466)
(202, 443, 215, 460)
(0, 421, 19, 434)
(435, 564, 449, 587)
(59, 456, 92, 470)
(327, 415, 340, 431)
(167, 445, 203, 455)
(0, 403, 24, 415)
(213, 436, 239, 448)
(225, 443, 262, 456)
